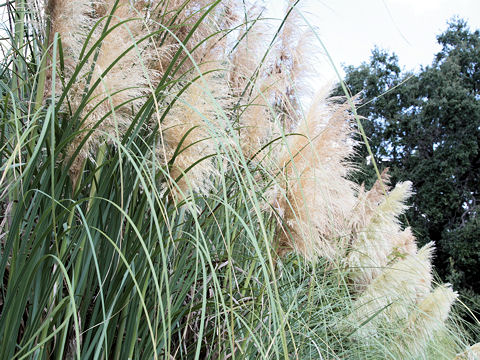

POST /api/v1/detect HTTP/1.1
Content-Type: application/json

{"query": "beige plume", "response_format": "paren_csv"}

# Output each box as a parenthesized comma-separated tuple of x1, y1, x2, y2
(347, 180, 415, 288)
(349, 243, 434, 336)
(157, 67, 228, 201)
(405, 284, 458, 356)
(455, 343, 480, 360)
(46, 0, 157, 185)
(271, 90, 357, 260)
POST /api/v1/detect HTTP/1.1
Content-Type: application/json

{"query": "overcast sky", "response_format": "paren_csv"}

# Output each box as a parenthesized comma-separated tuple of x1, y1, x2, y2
(297, 0, 480, 80)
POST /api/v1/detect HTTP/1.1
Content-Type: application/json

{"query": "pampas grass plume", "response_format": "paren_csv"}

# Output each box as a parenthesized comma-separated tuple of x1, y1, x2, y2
(455, 343, 480, 360)
(46, 0, 93, 78)
(347, 180, 415, 288)
(158, 72, 226, 201)
(350, 242, 434, 333)
(273, 91, 357, 260)
(47, 0, 156, 184)
(405, 284, 458, 356)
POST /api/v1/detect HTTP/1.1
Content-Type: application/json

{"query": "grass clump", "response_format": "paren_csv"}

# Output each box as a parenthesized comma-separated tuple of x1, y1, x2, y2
(0, 0, 478, 359)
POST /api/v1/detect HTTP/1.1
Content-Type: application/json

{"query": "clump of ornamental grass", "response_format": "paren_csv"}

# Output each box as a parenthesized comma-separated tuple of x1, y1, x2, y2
(347, 176, 418, 289)
(270, 91, 358, 260)
(46, 0, 157, 187)
(0, 0, 477, 359)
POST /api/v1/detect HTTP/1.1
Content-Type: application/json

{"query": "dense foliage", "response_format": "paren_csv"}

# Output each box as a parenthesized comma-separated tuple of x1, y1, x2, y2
(338, 18, 480, 331)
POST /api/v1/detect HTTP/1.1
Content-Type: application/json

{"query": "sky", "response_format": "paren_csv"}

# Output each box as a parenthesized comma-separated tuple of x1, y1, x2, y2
(1, 1, 478, 82)
(298, 0, 480, 80)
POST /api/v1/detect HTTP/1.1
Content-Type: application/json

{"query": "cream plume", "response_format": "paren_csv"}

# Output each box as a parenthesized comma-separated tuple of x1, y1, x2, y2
(271, 0, 317, 120)
(230, 1, 318, 159)
(150, 1, 233, 201)
(455, 343, 480, 360)
(45, 0, 94, 91)
(271, 90, 358, 260)
(150, 0, 230, 75)
(47, 0, 232, 193)
(229, 8, 276, 158)
(405, 284, 458, 356)
(351, 168, 390, 230)
(347, 180, 415, 287)
(229, 6, 268, 96)
(391, 226, 418, 257)
(46, 0, 157, 184)
(157, 54, 229, 201)
(349, 243, 434, 335)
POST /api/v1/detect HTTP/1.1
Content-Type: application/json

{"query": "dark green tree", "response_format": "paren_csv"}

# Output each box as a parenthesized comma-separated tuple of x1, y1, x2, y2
(337, 18, 480, 330)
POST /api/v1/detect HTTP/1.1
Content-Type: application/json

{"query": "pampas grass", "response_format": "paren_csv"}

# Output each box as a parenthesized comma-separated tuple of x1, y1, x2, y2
(271, 91, 358, 260)
(455, 343, 480, 359)
(405, 284, 459, 356)
(158, 66, 228, 199)
(348, 180, 416, 288)
(349, 243, 434, 333)
(45, 0, 157, 185)
(0, 0, 477, 358)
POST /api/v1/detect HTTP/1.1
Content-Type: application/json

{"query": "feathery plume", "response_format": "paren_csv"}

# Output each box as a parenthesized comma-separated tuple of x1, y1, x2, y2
(63, 0, 156, 184)
(45, 0, 95, 92)
(391, 226, 418, 257)
(270, 0, 317, 119)
(229, 7, 278, 158)
(235, 78, 279, 159)
(229, 6, 267, 96)
(45, 0, 158, 184)
(151, 1, 233, 201)
(351, 168, 390, 230)
(230, 1, 318, 158)
(157, 55, 229, 201)
(455, 343, 480, 360)
(271, 91, 358, 260)
(349, 243, 434, 335)
(132, 1, 235, 202)
(347, 180, 415, 288)
(150, 0, 229, 75)
(404, 284, 458, 356)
